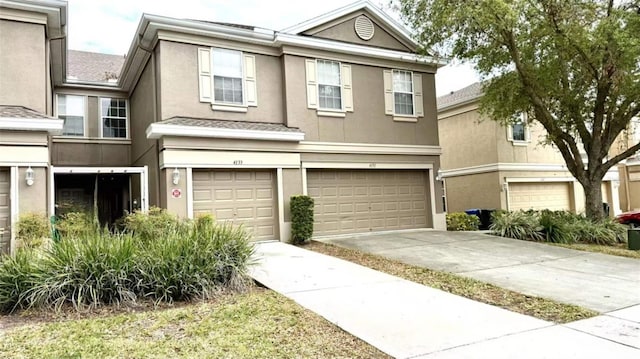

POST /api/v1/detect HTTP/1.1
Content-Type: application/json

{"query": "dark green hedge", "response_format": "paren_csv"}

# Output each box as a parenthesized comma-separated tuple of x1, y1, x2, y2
(290, 195, 315, 244)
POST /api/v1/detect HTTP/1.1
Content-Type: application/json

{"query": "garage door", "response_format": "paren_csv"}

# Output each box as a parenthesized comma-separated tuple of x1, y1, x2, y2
(508, 182, 571, 211)
(307, 169, 429, 235)
(0, 168, 10, 252)
(192, 170, 277, 241)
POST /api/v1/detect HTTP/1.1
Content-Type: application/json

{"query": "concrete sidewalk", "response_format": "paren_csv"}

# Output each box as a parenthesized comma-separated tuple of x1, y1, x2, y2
(249, 242, 639, 358)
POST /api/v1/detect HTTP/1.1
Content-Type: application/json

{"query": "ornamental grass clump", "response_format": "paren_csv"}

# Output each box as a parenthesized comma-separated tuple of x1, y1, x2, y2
(0, 211, 255, 313)
(490, 210, 543, 241)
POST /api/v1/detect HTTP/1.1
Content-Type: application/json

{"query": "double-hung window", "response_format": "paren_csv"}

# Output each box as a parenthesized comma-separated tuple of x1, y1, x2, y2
(198, 47, 257, 111)
(508, 113, 530, 144)
(57, 94, 85, 136)
(383, 69, 423, 121)
(392, 70, 414, 115)
(305, 59, 353, 116)
(317, 60, 342, 110)
(101, 98, 127, 138)
(213, 49, 243, 105)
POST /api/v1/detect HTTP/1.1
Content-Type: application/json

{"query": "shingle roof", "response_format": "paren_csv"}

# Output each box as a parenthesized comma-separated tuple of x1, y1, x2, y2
(161, 117, 303, 133)
(67, 50, 125, 83)
(437, 82, 483, 111)
(0, 105, 56, 120)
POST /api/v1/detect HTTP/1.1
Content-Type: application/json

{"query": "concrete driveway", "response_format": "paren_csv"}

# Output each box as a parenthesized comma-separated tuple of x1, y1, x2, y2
(318, 230, 640, 313)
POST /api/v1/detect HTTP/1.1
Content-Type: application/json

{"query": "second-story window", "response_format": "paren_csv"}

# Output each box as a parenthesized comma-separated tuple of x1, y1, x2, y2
(57, 94, 85, 136)
(317, 60, 342, 110)
(101, 98, 127, 138)
(508, 113, 529, 143)
(393, 70, 414, 115)
(213, 48, 243, 105)
(383, 69, 423, 121)
(511, 122, 526, 141)
(305, 59, 353, 115)
(198, 47, 257, 111)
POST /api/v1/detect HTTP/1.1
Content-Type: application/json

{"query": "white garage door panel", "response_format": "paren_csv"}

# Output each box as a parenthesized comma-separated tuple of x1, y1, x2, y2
(308, 169, 429, 235)
(509, 182, 571, 211)
(0, 168, 10, 253)
(192, 170, 277, 241)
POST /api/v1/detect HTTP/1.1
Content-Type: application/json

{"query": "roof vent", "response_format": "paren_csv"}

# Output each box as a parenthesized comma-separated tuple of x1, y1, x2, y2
(354, 15, 374, 41)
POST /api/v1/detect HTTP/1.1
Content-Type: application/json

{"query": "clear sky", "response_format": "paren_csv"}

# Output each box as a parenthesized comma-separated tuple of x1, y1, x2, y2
(66, 0, 478, 96)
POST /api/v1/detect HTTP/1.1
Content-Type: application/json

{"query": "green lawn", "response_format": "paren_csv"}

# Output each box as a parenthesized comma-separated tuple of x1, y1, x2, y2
(550, 242, 640, 259)
(0, 288, 389, 359)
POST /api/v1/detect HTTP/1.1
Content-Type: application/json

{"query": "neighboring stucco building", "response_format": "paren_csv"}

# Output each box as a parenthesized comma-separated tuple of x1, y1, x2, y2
(0, 0, 447, 252)
(616, 119, 640, 211)
(437, 82, 621, 215)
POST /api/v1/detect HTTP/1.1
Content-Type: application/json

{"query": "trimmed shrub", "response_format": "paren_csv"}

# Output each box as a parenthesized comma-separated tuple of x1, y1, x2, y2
(124, 207, 181, 242)
(446, 212, 480, 231)
(16, 213, 51, 249)
(55, 212, 98, 239)
(291, 195, 314, 244)
(490, 210, 543, 241)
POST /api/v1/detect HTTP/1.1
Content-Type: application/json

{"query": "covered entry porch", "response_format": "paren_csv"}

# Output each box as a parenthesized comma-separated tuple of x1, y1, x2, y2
(49, 167, 149, 228)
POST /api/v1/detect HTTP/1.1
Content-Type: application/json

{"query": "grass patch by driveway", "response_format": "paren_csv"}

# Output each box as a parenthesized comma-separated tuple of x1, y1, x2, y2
(304, 241, 598, 324)
(550, 243, 640, 259)
(0, 288, 389, 359)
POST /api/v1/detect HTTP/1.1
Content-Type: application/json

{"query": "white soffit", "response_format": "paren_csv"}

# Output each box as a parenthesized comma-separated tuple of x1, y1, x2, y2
(146, 123, 305, 142)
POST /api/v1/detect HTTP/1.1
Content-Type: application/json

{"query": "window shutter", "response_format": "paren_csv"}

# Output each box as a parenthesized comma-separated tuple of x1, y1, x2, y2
(306, 59, 318, 109)
(244, 54, 257, 107)
(413, 73, 424, 117)
(341, 64, 353, 112)
(198, 48, 213, 102)
(383, 70, 393, 115)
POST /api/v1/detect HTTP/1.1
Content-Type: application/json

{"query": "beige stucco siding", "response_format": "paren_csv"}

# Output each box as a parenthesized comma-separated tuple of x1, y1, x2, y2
(283, 54, 438, 146)
(18, 167, 47, 214)
(445, 172, 502, 213)
(51, 143, 130, 166)
(496, 122, 567, 164)
(0, 131, 48, 146)
(0, 19, 46, 112)
(306, 13, 412, 52)
(158, 40, 284, 123)
(438, 106, 498, 170)
(130, 55, 160, 207)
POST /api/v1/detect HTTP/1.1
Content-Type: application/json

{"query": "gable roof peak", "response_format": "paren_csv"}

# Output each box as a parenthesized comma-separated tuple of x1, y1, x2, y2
(281, 0, 416, 48)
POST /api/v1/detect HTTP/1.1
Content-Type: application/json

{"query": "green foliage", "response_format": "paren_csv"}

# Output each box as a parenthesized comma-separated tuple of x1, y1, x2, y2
(0, 250, 42, 313)
(290, 195, 315, 244)
(16, 213, 50, 249)
(490, 211, 543, 241)
(0, 211, 254, 313)
(446, 212, 480, 231)
(490, 210, 628, 245)
(123, 207, 181, 242)
(54, 212, 98, 239)
(399, 0, 640, 220)
(538, 210, 574, 244)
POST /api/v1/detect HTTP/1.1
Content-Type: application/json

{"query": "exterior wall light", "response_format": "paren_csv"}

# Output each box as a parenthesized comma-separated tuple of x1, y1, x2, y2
(172, 168, 180, 185)
(25, 166, 35, 186)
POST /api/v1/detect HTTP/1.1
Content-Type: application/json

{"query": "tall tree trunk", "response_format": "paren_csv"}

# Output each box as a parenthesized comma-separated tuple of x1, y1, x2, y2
(582, 179, 605, 221)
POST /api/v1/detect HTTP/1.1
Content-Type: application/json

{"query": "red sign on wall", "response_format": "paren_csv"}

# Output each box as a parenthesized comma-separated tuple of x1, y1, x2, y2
(171, 188, 182, 199)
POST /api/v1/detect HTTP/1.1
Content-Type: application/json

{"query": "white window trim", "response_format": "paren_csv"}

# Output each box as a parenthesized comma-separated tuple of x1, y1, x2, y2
(316, 59, 344, 112)
(507, 113, 530, 145)
(392, 69, 416, 118)
(211, 48, 245, 108)
(54, 93, 87, 138)
(99, 97, 130, 140)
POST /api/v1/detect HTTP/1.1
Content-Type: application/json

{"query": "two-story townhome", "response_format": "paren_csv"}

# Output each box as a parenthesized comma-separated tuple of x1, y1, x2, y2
(0, 0, 446, 252)
(437, 82, 622, 216)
